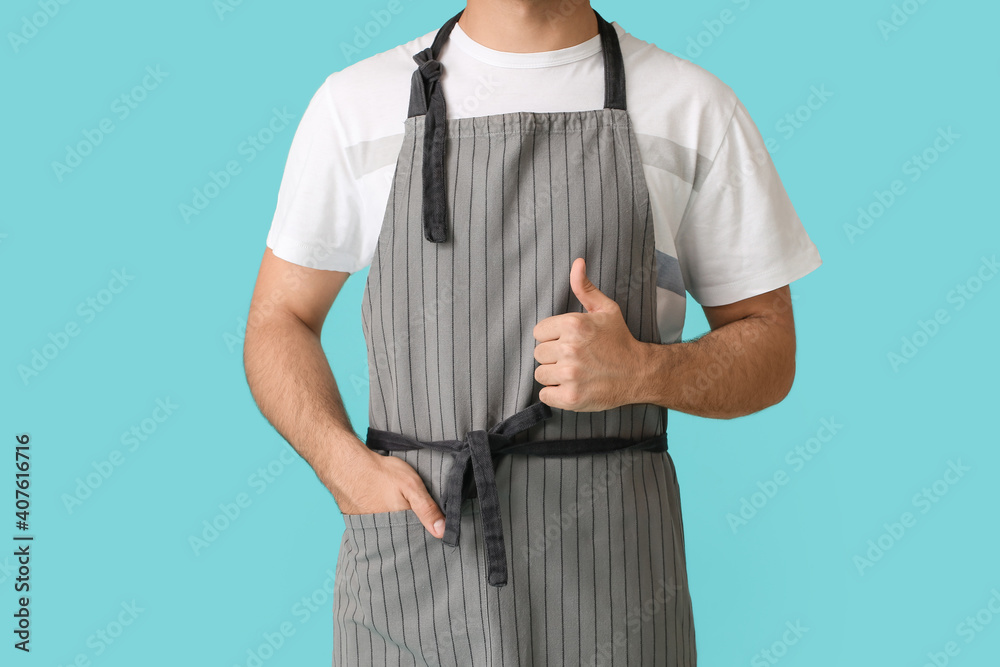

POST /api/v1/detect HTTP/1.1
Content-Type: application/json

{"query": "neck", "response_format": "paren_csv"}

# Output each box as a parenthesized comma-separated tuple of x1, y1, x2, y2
(458, 0, 598, 53)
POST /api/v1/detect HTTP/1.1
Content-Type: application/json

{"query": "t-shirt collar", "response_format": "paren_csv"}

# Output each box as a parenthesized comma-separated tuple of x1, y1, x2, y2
(447, 20, 616, 68)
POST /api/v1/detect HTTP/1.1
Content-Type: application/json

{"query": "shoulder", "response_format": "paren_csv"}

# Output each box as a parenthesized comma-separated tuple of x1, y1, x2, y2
(330, 28, 434, 103)
(315, 27, 436, 141)
(615, 23, 739, 154)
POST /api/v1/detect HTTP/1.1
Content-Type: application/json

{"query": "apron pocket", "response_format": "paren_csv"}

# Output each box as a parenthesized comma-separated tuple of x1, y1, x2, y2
(336, 507, 455, 666)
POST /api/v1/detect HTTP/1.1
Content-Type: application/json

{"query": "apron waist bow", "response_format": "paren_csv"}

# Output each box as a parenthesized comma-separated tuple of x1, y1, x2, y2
(364, 401, 668, 588)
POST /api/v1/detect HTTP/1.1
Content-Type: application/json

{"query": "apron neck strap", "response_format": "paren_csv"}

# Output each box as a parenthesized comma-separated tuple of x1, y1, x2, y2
(407, 8, 627, 243)
(595, 9, 627, 110)
(407, 8, 626, 118)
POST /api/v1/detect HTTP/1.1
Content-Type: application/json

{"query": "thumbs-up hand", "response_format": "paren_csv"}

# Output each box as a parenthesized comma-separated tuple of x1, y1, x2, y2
(532, 258, 650, 412)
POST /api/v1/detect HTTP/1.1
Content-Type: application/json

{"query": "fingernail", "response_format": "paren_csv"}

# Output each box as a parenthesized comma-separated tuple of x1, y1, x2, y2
(433, 519, 445, 537)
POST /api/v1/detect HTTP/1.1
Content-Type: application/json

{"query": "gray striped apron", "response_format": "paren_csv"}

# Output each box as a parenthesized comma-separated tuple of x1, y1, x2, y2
(334, 9, 696, 666)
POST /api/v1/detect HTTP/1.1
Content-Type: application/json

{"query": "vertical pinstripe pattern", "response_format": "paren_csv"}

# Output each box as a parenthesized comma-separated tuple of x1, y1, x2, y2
(341, 109, 696, 666)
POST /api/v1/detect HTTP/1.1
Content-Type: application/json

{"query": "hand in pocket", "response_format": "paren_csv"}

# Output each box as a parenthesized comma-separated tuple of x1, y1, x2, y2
(335, 450, 446, 539)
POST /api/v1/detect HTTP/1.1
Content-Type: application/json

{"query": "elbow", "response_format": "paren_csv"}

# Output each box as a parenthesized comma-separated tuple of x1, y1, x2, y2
(764, 354, 797, 410)
(728, 354, 795, 419)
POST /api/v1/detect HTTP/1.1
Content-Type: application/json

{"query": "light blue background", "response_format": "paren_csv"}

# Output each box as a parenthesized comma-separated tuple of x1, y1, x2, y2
(3, 0, 998, 665)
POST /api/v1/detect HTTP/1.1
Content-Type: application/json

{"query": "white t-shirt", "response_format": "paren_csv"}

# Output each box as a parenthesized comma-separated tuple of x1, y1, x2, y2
(265, 20, 822, 343)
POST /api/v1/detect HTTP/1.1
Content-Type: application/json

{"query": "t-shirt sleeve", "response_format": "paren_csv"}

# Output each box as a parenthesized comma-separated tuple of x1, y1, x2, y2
(674, 97, 822, 307)
(265, 75, 367, 273)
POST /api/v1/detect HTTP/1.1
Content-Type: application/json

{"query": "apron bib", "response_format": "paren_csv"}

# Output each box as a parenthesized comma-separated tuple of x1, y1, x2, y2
(334, 9, 696, 666)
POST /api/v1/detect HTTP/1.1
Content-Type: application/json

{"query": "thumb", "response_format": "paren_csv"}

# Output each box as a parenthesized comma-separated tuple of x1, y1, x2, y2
(570, 257, 616, 313)
(401, 483, 446, 539)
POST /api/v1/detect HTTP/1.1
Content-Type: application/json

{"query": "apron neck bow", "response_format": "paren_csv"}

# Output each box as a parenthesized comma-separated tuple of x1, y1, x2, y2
(413, 48, 443, 84)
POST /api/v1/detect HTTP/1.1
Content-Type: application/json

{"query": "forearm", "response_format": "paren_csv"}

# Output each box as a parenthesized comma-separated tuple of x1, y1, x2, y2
(243, 311, 371, 496)
(634, 314, 796, 419)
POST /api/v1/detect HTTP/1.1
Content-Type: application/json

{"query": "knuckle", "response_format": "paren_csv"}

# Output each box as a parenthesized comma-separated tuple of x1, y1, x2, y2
(563, 388, 581, 407)
(410, 495, 436, 515)
(401, 473, 425, 494)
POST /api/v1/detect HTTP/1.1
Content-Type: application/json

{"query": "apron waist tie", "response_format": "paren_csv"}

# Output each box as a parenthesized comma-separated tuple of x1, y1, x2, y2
(364, 401, 669, 588)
